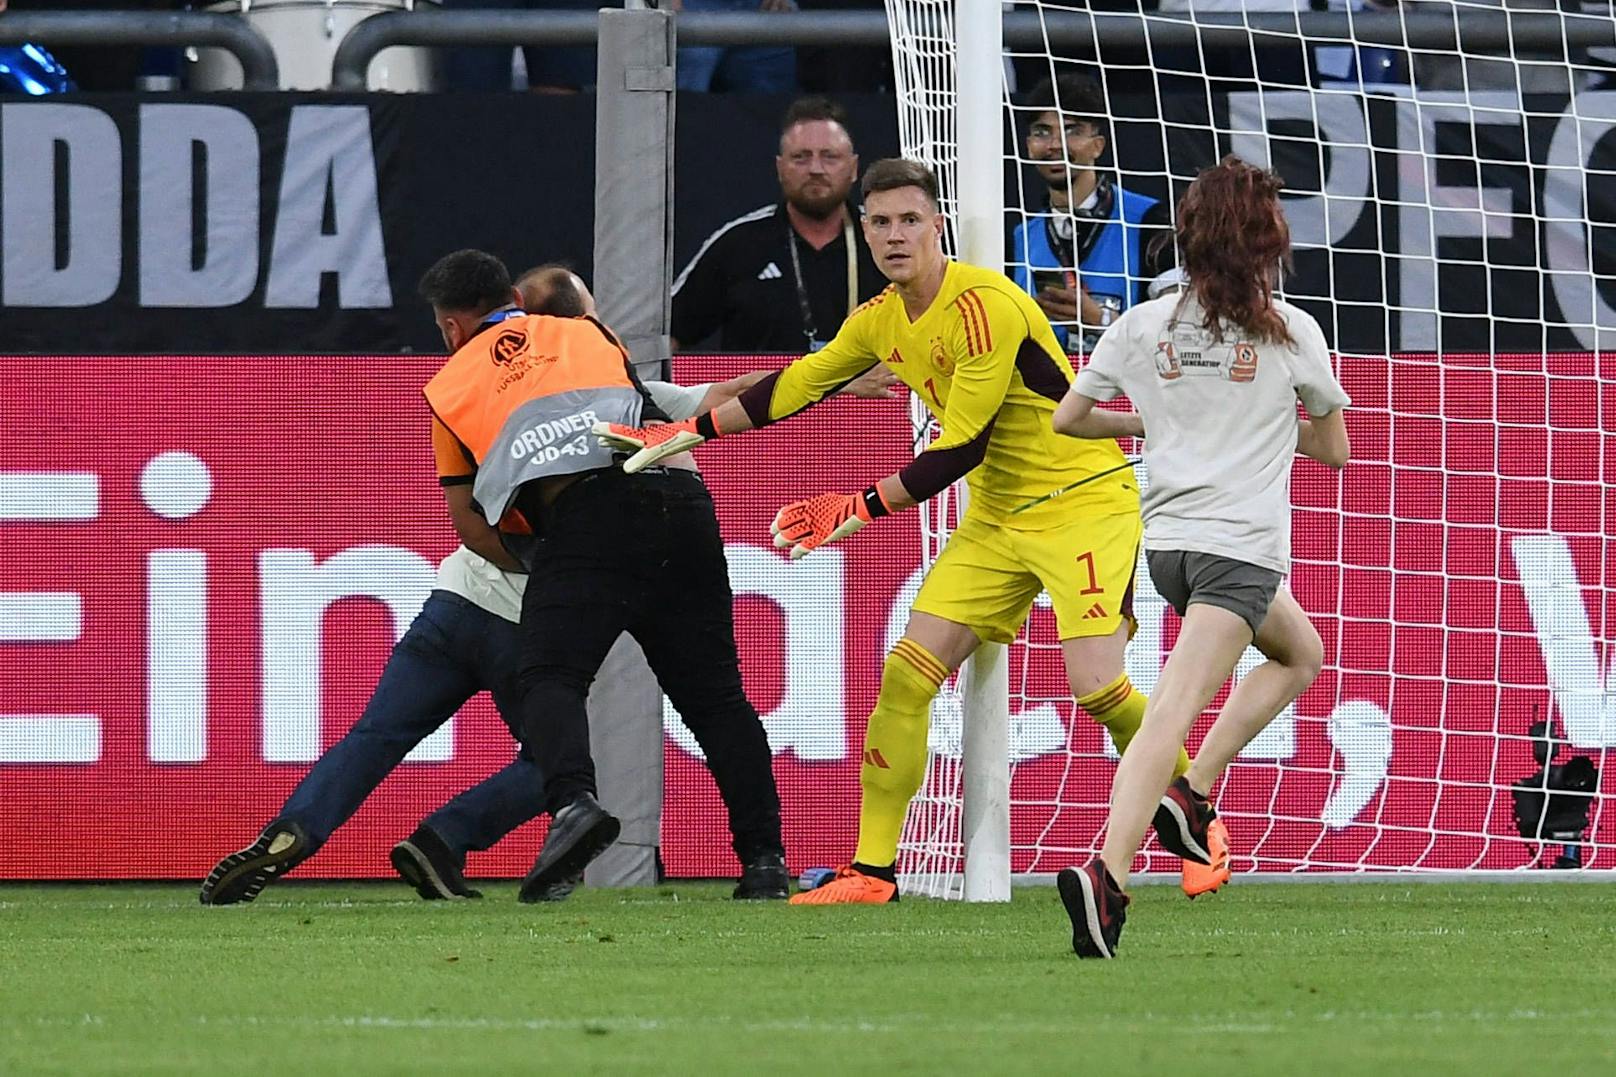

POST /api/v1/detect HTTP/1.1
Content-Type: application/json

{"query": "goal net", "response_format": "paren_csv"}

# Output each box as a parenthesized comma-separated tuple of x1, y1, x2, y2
(888, 0, 1616, 896)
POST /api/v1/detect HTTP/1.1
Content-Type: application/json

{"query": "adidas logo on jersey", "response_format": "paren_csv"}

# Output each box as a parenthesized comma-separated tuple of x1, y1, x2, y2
(1081, 602, 1107, 620)
(757, 262, 783, 281)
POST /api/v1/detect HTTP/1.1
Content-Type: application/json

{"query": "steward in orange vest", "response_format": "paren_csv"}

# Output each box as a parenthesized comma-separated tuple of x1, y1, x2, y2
(425, 310, 666, 534)
(417, 249, 784, 905)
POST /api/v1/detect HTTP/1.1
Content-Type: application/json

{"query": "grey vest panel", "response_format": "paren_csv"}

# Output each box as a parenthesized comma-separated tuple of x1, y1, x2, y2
(473, 387, 644, 525)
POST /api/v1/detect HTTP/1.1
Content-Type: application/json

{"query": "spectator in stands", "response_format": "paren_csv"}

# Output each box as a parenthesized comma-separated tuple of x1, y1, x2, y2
(1408, 0, 1574, 94)
(440, 0, 607, 92)
(1154, 0, 1404, 91)
(1009, 73, 1177, 352)
(796, 0, 891, 93)
(672, 0, 799, 94)
(673, 95, 883, 352)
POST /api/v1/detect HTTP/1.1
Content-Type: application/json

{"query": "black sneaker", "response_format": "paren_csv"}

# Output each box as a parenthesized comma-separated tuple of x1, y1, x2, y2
(518, 795, 620, 904)
(199, 820, 312, 906)
(390, 824, 482, 900)
(733, 851, 789, 900)
(1153, 776, 1217, 865)
(1057, 859, 1130, 959)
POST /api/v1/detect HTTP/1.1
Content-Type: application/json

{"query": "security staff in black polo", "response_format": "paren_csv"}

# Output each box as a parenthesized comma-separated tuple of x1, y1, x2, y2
(420, 249, 789, 904)
(671, 96, 885, 353)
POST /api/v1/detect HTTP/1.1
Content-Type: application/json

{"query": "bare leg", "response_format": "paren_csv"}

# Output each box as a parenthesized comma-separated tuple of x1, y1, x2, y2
(901, 609, 984, 672)
(1098, 603, 1252, 887)
(1186, 588, 1324, 796)
(1063, 621, 1192, 776)
(1059, 622, 1128, 698)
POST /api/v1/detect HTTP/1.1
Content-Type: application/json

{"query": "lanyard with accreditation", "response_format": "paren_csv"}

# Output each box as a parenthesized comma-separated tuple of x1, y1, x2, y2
(786, 212, 858, 353)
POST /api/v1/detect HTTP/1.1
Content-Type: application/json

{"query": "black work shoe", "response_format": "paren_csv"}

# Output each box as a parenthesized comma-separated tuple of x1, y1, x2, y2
(390, 824, 482, 900)
(524, 871, 583, 903)
(518, 795, 620, 904)
(1058, 859, 1130, 959)
(199, 820, 311, 906)
(1154, 775, 1217, 865)
(733, 851, 789, 900)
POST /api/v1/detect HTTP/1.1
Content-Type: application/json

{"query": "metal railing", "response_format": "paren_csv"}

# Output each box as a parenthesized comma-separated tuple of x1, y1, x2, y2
(331, 8, 1616, 92)
(3, 7, 1608, 94)
(0, 11, 279, 91)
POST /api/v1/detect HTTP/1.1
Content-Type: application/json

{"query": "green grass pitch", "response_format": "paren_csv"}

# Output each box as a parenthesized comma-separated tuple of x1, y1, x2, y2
(3, 881, 1614, 1074)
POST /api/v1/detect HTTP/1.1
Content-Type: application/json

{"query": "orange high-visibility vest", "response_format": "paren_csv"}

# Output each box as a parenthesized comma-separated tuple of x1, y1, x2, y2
(424, 313, 646, 526)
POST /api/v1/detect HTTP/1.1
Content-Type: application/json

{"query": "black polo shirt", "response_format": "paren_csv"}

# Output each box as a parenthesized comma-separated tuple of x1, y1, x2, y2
(671, 202, 886, 353)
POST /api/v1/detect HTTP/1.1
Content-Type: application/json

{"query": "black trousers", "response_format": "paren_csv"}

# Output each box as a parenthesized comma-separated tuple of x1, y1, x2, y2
(511, 467, 783, 863)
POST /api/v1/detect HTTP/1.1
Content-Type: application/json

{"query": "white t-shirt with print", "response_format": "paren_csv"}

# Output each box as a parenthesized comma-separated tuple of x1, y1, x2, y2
(1073, 293, 1349, 574)
(433, 378, 714, 622)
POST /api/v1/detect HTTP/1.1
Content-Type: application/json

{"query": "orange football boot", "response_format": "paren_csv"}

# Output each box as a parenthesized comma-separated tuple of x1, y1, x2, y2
(787, 865, 899, 905)
(1181, 817, 1231, 899)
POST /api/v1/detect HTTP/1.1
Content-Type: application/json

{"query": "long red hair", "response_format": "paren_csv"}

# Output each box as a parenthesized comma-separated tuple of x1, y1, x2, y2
(1175, 156, 1294, 346)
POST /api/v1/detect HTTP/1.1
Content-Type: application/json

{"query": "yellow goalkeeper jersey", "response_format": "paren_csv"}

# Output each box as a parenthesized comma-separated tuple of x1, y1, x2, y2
(758, 259, 1137, 528)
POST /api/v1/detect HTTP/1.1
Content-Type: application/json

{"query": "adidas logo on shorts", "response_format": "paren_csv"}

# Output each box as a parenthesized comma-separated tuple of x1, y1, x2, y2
(1081, 602, 1107, 619)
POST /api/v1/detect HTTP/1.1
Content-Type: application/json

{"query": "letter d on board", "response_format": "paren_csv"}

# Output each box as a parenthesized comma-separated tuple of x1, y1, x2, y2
(2, 103, 121, 306)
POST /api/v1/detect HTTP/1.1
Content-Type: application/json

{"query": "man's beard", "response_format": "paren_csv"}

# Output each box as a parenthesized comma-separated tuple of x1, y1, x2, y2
(787, 187, 846, 219)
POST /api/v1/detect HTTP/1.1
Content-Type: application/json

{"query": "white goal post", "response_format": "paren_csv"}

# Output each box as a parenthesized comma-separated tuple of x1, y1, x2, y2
(887, 1, 1616, 899)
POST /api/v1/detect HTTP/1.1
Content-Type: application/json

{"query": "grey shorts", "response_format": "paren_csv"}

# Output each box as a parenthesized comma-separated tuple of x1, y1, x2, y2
(1146, 550, 1284, 637)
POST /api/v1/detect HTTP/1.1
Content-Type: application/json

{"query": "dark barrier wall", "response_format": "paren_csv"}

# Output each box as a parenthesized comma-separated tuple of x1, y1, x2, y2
(0, 90, 1612, 354)
(0, 92, 901, 355)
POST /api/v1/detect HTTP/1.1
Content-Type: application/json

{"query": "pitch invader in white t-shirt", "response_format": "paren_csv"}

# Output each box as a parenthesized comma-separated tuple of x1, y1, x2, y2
(1051, 156, 1351, 958)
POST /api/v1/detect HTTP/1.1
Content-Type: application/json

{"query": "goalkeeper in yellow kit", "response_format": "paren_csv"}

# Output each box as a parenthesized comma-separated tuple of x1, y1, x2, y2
(599, 159, 1215, 903)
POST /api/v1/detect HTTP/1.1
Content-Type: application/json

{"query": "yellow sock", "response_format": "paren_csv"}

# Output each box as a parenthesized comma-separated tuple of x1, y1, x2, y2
(854, 638, 950, 867)
(1078, 673, 1190, 779)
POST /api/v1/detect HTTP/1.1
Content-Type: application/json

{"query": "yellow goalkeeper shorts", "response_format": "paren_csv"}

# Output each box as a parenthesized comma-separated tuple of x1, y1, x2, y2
(910, 510, 1142, 644)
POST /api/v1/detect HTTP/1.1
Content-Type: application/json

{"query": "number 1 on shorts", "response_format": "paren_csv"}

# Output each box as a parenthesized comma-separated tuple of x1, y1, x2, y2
(1075, 550, 1104, 595)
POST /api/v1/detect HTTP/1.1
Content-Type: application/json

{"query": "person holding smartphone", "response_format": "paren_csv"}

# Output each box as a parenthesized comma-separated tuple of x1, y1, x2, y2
(1009, 73, 1179, 353)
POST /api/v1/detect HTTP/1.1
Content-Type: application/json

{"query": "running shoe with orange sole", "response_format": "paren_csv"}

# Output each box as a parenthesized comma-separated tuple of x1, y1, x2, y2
(1154, 775, 1232, 898)
(787, 865, 898, 905)
(1180, 817, 1231, 899)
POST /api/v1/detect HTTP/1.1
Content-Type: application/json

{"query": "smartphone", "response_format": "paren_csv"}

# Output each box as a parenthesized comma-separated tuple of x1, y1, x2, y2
(1032, 269, 1073, 293)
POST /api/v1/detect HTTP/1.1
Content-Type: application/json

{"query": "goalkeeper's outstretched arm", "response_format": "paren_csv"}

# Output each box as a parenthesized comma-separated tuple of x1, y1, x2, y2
(768, 286, 1024, 559)
(594, 323, 880, 471)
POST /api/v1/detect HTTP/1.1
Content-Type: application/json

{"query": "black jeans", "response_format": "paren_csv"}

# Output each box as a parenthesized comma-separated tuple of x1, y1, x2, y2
(511, 467, 783, 862)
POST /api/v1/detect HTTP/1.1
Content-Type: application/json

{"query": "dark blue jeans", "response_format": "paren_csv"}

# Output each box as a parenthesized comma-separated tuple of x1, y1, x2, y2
(277, 591, 544, 856)
(439, 0, 603, 91)
(676, 0, 797, 93)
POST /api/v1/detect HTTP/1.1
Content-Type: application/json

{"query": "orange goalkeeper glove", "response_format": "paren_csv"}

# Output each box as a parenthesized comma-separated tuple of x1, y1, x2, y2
(771, 486, 893, 560)
(592, 412, 721, 474)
